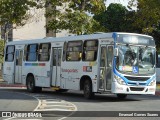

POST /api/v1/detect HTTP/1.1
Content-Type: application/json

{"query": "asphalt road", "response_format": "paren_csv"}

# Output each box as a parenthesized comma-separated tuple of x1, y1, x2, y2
(0, 88, 160, 120)
(0, 90, 38, 111)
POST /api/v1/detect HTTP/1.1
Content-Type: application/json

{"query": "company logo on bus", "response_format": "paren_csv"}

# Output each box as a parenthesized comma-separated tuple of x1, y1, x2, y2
(61, 68, 78, 73)
(136, 82, 139, 86)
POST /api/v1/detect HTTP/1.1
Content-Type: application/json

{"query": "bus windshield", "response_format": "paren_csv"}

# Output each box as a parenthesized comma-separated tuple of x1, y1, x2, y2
(116, 45, 155, 75)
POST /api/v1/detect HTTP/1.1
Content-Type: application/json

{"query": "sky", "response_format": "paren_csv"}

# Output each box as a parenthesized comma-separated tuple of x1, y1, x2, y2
(106, 0, 129, 7)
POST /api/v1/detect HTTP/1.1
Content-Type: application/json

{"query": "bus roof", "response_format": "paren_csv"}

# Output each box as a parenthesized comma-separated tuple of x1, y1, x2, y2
(6, 32, 153, 45)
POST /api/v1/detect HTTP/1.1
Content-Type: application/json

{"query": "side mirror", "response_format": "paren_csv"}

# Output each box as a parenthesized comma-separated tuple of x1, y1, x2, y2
(114, 48, 119, 57)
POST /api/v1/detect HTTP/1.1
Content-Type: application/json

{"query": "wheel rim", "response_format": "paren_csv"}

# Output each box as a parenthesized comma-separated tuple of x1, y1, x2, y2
(84, 84, 90, 97)
(28, 79, 33, 90)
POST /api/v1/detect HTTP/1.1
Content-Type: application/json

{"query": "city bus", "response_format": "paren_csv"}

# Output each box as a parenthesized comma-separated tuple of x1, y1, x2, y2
(156, 55, 160, 88)
(3, 32, 156, 99)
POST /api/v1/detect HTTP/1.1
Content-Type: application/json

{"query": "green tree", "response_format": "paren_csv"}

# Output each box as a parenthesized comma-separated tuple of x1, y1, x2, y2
(128, 0, 160, 48)
(0, 40, 5, 63)
(129, 0, 160, 34)
(0, 0, 41, 41)
(94, 3, 134, 32)
(0, 0, 40, 26)
(46, 0, 106, 35)
(0, 0, 42, 63)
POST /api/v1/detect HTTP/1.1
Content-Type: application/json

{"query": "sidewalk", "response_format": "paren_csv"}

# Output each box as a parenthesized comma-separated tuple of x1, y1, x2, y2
(156, 83, 160, 96)
(0, 78, 26, 87)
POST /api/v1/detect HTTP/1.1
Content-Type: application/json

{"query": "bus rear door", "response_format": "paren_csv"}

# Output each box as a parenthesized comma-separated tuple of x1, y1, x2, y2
(51, 47, 62, 87)
(15, 49, 23, 83)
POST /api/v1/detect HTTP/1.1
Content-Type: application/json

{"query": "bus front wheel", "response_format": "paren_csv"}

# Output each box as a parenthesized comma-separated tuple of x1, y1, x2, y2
(83, 80, 94, 99)
(117, 94, 127, 99)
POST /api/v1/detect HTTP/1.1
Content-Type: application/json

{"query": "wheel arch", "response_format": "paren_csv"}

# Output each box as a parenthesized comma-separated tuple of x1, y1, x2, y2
(26, 73, 35, 85)
(80, 75, 92, 90)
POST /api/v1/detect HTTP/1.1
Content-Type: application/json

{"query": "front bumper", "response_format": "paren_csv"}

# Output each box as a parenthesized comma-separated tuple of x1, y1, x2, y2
(112, 82, 156, 95)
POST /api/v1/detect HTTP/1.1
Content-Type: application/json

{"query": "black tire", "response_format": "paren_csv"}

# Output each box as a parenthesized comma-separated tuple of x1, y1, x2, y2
(117, 94, 127, 99)
(26, 75, 36, 93)
(84, 80, 94, 99)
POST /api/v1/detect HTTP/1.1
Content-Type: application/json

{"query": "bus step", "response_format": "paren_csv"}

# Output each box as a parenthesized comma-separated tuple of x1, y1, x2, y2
(51, 87, 60, 90)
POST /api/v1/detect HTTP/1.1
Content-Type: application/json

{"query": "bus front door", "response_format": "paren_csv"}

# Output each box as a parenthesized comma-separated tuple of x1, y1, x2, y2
(15, 50, 23, 83)
(52, 47, 62, 87)
(99, 45, 113, 91)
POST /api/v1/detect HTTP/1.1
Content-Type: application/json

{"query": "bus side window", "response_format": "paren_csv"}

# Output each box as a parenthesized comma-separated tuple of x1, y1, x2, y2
(66, 41, 82, 61)
(23, 45, 27, 61)
(83, 40, 98, 61)
(38, 43, 51, 61)
(5, 45, 15, 62)
(26, 44, 38, 61)
(62, 42, 67, 61)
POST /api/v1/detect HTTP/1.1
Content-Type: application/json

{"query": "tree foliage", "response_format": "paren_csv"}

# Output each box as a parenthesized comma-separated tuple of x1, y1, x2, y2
(129, 0, 160, 48)
(46, 0, 106, 35)
(94, 3, 134, 32)
(129, 0, 160, 33)
(0, 40, 5, 63)
(0, 0, 40, 27)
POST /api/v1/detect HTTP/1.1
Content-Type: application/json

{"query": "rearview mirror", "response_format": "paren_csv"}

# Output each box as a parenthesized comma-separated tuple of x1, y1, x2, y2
(114, 48, 119, 57)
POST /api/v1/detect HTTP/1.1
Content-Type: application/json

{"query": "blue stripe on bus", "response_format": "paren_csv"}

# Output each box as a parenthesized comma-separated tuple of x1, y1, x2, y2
(112, 32, 117, 41)
(112, 32, 117, 48)
(25, 63, 33, 66)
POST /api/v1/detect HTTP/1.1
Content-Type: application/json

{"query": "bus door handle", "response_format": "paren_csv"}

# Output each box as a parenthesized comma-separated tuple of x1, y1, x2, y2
(60, 74, 63, 78)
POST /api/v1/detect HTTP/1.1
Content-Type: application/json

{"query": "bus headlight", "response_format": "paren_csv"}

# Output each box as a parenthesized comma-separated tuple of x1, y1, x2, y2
(114, 74, 126, 85)
(148, 79, 156, 86)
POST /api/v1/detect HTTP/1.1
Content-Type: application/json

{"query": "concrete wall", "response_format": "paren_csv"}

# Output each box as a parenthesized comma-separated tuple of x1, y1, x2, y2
(13, 8, 46, 40)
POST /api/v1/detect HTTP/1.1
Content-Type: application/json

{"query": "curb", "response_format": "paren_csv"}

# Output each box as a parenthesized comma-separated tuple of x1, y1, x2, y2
(0, 83, 26, 88)
(155, 91, 160, 96)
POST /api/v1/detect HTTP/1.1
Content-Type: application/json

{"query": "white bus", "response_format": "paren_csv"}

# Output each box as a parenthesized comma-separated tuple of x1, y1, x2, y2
(3, 32, 156, 99)
(156, 55, 160, 84)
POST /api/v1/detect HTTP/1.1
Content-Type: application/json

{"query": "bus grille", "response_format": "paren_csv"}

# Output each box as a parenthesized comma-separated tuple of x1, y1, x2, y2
(130, 87, 144, 91)
(124, 76, 150, 81)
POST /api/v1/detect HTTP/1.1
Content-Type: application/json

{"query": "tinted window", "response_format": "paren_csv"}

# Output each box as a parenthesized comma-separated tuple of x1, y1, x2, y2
(83, 40, 98, 61)
(26, 44, 38, 61)
(38, 43, 51, 61)
(5, 45, 15, 62)
(66, 41, 82, 61)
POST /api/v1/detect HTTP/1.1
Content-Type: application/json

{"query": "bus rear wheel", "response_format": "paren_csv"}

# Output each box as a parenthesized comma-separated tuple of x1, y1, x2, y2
(26, 75, 42, 93)
(26, 75, 35, 93)
(84, 80, 94, 99)
(117, 94, 127, 99)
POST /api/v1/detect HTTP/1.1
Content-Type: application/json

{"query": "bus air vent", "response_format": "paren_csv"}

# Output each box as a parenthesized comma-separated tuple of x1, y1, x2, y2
(124, 76, 150, 81)
(130, 87, 144, 91)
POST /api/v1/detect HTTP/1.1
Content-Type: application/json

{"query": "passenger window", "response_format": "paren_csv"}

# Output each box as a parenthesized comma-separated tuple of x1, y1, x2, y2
(23, 45, 27, 61)
(83, 40, 98, 61)
(5, 45, 15, 62)
(26, 44, 38, 61)
(66, 41, 82, 61)
(38, 43, 51, 61)
(62, 42, 67, 61)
